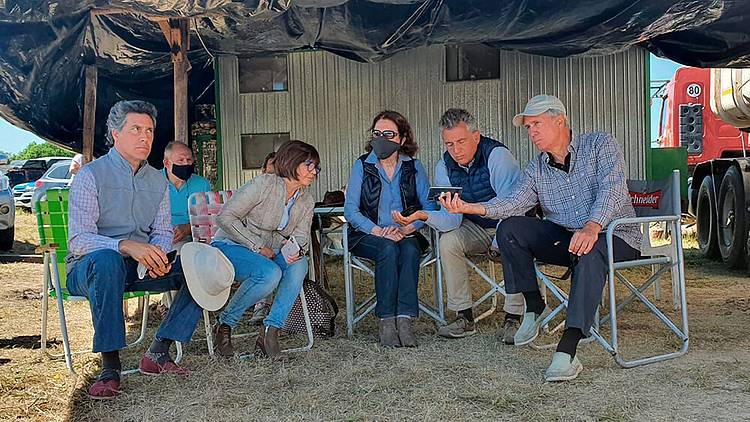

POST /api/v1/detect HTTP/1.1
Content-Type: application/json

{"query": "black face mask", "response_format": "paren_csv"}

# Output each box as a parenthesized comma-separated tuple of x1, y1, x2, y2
(170, 163, 194, 181)
(370, 135, 401, 160)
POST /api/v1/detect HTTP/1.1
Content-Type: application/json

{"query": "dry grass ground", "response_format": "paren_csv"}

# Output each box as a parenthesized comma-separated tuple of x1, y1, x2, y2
(2, 211, 750, 421)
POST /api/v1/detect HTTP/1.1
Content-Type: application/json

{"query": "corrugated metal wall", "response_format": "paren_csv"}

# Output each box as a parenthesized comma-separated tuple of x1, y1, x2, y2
(218, 46, 648, 198)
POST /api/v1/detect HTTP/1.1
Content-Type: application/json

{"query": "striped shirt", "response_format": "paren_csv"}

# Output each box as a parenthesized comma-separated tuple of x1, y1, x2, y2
(67, 166, 173, 257)
(481, 131, 641, 250)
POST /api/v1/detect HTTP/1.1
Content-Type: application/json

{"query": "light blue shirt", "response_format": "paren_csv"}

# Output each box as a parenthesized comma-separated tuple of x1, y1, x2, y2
(424, 146, 521, 232)
(278, 190, 300, 231)
(344, 152, 434, 234)
(162, 169, 212, 226)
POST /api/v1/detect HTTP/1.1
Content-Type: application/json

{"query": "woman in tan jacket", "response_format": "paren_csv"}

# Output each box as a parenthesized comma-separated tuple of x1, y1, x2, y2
(211, 140, 320, 358)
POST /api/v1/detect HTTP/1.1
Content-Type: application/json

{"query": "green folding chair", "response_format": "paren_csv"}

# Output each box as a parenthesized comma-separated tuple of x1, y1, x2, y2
(36, 188, 180, 375)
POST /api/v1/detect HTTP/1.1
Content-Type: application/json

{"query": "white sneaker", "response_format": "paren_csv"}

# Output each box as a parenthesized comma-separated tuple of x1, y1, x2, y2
(514, 307, 551, 346)
(545, 352, 583, 382)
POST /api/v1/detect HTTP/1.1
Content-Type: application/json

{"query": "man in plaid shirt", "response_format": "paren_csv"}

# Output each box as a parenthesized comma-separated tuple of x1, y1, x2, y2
(441, 94, 640, 382)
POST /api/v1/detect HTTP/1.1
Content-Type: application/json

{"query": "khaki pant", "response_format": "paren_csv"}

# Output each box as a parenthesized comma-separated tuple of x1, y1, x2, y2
(439, 219, 526, 315)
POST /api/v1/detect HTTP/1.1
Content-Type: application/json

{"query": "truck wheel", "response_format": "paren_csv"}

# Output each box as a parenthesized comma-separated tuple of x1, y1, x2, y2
(696, 176, 720, 258)
(0, 225, 13, 251)
(718, 166, 747, 268)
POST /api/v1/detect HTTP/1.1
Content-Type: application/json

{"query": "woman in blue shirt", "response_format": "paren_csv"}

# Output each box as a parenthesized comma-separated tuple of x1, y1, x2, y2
(344, 110, 433, 348)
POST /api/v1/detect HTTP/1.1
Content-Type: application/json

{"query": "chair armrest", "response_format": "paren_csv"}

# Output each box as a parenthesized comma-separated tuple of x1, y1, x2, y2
(605, 215, 679, 258)
(606, 215, 679, 233)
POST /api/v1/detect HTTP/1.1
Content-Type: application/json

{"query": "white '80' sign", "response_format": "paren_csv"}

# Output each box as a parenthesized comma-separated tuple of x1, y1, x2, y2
(687, 83, 701, 98)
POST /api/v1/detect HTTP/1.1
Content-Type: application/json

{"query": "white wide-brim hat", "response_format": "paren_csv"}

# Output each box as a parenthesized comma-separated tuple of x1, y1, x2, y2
(181, 242, 235, 311)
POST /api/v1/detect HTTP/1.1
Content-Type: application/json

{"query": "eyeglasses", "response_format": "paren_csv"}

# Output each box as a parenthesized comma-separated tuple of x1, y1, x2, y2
(304, 159, 321, 174)
(372, 130, 399, 140)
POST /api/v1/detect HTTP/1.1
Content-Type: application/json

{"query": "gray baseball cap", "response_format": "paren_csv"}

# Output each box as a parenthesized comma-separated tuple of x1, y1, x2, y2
(512, 94, 567, 127)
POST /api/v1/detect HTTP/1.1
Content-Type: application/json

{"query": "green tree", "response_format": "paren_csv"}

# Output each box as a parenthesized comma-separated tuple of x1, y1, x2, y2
(11, 142, 74, 160)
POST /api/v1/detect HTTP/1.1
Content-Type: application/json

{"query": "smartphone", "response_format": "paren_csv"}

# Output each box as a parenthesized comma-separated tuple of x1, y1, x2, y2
(137, 250, 178, 279)
(428, 186, 463, 201)
(281, 236, 301, 260)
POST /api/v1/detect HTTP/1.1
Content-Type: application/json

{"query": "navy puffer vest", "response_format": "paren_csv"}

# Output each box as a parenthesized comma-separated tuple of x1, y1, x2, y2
(443, 135, 507, 229)
(356, 154, 421, 228)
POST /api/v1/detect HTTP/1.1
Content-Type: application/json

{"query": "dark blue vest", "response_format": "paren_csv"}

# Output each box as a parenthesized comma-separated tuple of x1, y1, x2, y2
(443, 135, 507, 229)
(356, 154, 421, 228)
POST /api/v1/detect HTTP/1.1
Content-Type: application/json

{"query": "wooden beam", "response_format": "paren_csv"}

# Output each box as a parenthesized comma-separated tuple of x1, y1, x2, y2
(157, 20, 173, 46)
(169, 19, 190, 144)
(82, 65, 97, 162)
(174, 58, 189, 144)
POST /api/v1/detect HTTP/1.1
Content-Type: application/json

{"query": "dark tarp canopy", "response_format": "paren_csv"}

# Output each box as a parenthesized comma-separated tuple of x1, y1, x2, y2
(1, 0, 750, 157)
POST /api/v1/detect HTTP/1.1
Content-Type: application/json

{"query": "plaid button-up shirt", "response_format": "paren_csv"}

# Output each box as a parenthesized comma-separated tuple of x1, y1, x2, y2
(482, 131, 641, 250)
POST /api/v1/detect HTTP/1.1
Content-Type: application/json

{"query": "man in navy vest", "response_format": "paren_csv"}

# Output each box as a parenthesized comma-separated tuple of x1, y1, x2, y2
(394, 108, 526, 342)
(66, 100, 203, 399)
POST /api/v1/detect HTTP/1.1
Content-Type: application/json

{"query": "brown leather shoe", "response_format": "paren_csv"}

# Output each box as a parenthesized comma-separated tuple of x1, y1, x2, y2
(378, 317, 401, 348)
(397, 316, 418, 347)
(255, 325, 282, 358)
(213, 323, 234, 357)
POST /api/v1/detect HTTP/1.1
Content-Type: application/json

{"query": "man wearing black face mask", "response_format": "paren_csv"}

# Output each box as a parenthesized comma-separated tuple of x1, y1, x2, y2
(162, 141, 212, 246)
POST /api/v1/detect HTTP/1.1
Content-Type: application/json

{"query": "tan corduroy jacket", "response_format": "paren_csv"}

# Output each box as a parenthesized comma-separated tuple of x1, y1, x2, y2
(214, 173, 314, 254)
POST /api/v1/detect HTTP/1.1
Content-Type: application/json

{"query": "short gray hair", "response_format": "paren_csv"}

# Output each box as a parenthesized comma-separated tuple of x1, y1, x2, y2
(546, 108, 568, 125)
(106, 100, 158, 144)
(164, 141, 192, 160)
(439, 108, 479, 133)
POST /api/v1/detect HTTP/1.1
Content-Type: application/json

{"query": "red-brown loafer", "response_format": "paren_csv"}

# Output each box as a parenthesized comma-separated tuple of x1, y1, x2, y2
(138, 353, 189, 377)
(87, 379, 120, 400)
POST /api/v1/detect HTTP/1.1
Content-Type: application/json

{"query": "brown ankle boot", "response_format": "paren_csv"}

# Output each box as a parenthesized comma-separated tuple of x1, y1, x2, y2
(264, 326, 282, 358)
(213, 323, 234, 357)
(397, 316, 418, 347)
(255, 325, 282, 358)
(379, 317, 401, 348)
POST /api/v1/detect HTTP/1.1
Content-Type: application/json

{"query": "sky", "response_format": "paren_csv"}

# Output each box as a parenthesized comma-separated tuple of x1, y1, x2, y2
(0, 53, 683, 155)
(0, 118, 46, 155)
(649, 55, 683, 142)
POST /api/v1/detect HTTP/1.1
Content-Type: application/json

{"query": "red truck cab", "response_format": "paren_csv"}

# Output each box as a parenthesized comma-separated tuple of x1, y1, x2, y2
(657, 67, 750, 170)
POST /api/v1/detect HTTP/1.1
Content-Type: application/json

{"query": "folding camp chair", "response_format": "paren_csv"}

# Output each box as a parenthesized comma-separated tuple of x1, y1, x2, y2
(36, 188, 181, 376)
(341, 223, 446, 337)
(461, 250, 505, 322)
(463, 246, 547, 325)
(533, 170, 689, 367)
(188, 191, 314, 356)
(311, 206, 347, 289)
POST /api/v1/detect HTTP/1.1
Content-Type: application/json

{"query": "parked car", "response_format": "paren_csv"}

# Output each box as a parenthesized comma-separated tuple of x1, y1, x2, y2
(0, 159, 24, 173)
(13, 181, 36, 209)
(31, 160, 73, 205)
(5, 156, 70, 187)
(0, 152, 9, 165)
(8, 160, 26, 169)
(0, 171, 15, 250)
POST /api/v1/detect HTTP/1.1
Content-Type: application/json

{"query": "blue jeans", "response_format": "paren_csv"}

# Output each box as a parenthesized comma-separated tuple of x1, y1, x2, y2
(213, 241, 308, 329)
(66, 249, 203, 353)
(349, 233, 421, 318)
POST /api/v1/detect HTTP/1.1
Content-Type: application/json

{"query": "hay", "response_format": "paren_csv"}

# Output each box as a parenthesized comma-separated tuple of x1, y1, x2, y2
(2, 212, 750, 421)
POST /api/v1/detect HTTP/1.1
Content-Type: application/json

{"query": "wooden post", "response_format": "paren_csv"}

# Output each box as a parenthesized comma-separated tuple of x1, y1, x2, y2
(158, 18, 190, 144)
(82, 65, 97, 162)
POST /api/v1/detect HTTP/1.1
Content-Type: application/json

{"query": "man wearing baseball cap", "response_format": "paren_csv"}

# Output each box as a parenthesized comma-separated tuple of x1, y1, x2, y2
(440, 94, 641, 382)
